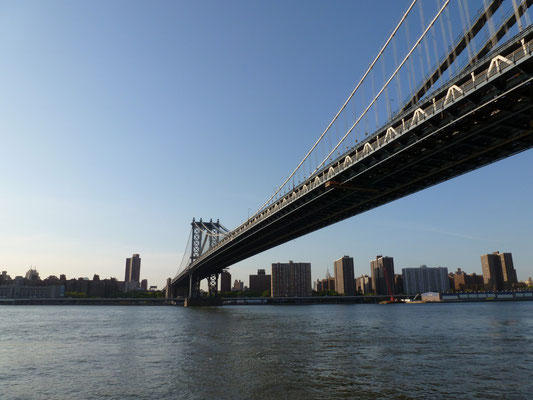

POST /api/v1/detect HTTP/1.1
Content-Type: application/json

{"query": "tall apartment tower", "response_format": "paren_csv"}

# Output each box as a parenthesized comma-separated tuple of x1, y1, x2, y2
(220, 270, 232, 292)
(334, 256, 356, 295)
(499, 252, 518, 285)
(271, 261, 312, 297)
(370, 255, 395, 295)
(481, 251, 517, 290)
(125, 254, 141, 283)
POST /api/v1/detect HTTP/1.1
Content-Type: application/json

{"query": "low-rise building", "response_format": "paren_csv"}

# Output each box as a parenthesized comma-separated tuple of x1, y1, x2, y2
(249, 269, 271, 294)
(449, 268, 484, 291)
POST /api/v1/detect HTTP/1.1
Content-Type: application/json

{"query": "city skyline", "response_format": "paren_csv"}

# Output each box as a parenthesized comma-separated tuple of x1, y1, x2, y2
(1, 241, 532, 289)
(1, 0, 532, 288)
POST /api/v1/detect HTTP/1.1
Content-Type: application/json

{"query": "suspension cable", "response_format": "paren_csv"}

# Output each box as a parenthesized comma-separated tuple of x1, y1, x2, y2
(176, 228, 192, 277)
(313, 0, 451, 175)
(253, 0, 418, 215)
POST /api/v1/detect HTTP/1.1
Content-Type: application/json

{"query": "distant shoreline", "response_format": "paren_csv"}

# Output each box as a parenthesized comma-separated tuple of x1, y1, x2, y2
(2, 294, 533, 306)
(0, 298, 180, 306)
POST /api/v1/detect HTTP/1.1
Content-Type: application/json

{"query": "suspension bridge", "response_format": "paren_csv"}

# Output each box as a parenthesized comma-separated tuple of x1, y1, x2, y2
(166, 0, 533, 305)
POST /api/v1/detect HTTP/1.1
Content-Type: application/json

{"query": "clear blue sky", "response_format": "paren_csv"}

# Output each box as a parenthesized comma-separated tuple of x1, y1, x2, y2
(1, 0, 532, 288)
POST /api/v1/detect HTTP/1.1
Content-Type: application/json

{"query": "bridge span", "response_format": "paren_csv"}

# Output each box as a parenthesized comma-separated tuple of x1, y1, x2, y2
(168, 4, 533, 302)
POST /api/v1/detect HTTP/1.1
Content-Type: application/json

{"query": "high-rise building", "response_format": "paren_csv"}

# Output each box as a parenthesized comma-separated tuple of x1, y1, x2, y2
(232, 279, 244, 291)
(402, 265, 450, 295)
(394, 274, 403, 295)
(334, 256, 355, 295)
(481, 251, 518, 290)
(141, 279, 148, 290)
(315, 270, 335, 292)
(125, 254, 141, 283)
(499, 252, 517, 286)
(271, 261, 311, 297)
(481, 253, 503, 290)
(220, 270, 231, 292)
(249, 269, 271, 294)
(370, 256, 395, 295)
(355, 275, 372, 294)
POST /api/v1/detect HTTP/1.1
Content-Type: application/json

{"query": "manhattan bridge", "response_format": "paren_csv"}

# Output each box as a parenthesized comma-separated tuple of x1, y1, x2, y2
(166, 0, 533, 304)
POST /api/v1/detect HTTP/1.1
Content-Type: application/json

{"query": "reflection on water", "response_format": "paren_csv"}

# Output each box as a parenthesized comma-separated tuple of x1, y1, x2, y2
(1, 303, 533, 399)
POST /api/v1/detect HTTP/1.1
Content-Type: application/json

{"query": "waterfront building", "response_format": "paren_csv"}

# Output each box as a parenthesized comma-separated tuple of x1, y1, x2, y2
(527, 277, 533, 287)
(394, 274, 403, 295)
(220, 270, 231, 292)
(499, 252, 518, 285)
(0, 270, 145, 299)
(271, 261, 311, 297)
(0, 284, 63, 299)
(449, 268, 484, 291)
(125, 254, 141, 283)
(249, 269, 271, 294)
(481, 251, 518, 290)
(355, 275, 372, 294)
(370, 256, 395, 295)
(402, 266, 450, 295)
(141, 279, 148, 290)
(334, 256, 355, 295)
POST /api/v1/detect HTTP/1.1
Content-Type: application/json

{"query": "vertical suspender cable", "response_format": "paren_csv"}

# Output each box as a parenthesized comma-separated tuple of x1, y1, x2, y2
(405, 18, 416, 103)
(512, 0, 524, 31)
(444, 5, 457, 75)
(438, 0, 452, 79)
(392, 35, 403, 106)
(482, 0, 497, 47)
(381, 57, 392, 120)
(371, 69, 379, 128)
(458, 0, 474, 64)
(419, 0, 433, 76)
(461, 0, 475, 62)
(523, 0, 532, 26)
(430, 16, 441, 89)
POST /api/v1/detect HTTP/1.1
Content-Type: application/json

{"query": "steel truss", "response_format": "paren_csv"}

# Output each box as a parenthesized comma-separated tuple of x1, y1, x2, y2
(187, 218, 228, 298)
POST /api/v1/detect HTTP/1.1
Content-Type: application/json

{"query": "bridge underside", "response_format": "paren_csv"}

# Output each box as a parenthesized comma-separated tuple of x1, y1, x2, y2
(172, 34, 533, 295)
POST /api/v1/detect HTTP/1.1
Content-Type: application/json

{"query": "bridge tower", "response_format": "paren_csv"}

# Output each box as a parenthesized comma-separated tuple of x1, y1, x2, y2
(185, 218, 228, 303)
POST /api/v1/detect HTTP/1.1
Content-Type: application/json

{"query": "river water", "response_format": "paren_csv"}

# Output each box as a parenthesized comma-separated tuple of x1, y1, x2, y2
(1, 302, 532, 399)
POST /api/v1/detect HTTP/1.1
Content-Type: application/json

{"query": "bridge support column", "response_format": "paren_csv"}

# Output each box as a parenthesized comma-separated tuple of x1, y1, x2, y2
(207, 273, 218, 297)
(184, 272, 222, 307)
(165, 278, 173, 299)
(188, 272, 201, 299)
